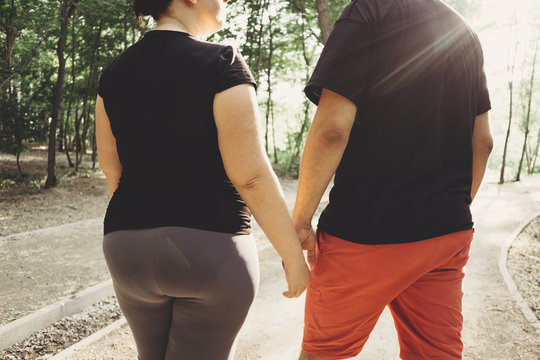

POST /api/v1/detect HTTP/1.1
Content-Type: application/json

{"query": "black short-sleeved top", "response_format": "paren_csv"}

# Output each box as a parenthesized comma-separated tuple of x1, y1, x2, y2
(305, 0, 491, 244)
(98, 30, 256, 235)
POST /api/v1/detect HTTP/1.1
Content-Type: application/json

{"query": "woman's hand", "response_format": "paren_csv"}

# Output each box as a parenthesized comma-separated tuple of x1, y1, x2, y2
(282, 254, 311, 298)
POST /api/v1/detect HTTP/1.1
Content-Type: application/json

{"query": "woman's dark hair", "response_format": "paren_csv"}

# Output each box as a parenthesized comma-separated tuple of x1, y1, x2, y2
(134, 0, 174, 21)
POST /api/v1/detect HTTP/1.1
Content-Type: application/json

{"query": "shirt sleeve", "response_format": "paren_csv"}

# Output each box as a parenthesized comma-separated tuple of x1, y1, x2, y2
(215, 46, 257, 94)
(475, 37, 491, 115)
(305, 18, 372, 107)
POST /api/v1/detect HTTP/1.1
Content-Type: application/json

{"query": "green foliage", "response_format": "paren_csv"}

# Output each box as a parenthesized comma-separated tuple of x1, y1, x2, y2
(0, 0, 138, 158)
(0, 168, 42, 194)
(2, 0, 539, 185)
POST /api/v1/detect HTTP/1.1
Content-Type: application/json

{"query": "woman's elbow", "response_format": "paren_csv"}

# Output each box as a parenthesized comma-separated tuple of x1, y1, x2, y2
(99, 161, 122, 179)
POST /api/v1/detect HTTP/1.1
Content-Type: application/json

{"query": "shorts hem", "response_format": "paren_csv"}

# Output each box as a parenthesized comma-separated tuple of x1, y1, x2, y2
(302, 346, 359, 360)
(400, 351, 462, 360)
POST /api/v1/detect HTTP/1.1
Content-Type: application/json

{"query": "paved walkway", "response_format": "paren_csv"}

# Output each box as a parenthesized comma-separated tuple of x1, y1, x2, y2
(60, 175, 540, 360)
(0, 218, 108, 326)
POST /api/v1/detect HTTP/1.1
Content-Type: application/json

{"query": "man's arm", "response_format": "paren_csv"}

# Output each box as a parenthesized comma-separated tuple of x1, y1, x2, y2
(292, 89, 357, 265)
(471, 112, 493, 202)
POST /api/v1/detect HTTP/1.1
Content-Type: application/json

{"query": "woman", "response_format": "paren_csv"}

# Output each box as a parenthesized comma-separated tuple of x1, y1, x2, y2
(95, 0, 310, 359)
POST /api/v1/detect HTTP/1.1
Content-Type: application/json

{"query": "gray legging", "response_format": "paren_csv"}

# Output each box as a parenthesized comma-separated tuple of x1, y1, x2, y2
(103, 226, 260, 360)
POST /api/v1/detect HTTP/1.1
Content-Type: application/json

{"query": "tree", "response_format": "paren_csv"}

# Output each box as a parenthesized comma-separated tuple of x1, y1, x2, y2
(45, 0, 77, 188)
(515, 34, 539, 181)
(0, 0, 54, 172)
(315, 0, 331, 44)
(499, 14, 518, 184)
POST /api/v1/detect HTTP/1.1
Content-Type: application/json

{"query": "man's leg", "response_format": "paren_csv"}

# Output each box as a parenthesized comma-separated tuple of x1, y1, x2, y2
(300, 231, 392, 360)
(299, 349, 328, 360)
(389, 232, 473, 360)
(301, 229, 473, 360)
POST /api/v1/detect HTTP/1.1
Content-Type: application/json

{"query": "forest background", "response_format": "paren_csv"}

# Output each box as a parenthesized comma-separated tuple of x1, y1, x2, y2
(1, 0, 539, 193)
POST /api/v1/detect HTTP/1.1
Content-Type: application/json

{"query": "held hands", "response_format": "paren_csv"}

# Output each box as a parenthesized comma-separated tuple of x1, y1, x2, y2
(281, 254, 311, 298)
(281, 222, 316, 298)
(295, 224, 317, 267)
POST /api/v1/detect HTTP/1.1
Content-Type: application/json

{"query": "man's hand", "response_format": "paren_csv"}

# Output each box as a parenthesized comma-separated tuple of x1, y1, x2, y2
(295, 224, 317, 267)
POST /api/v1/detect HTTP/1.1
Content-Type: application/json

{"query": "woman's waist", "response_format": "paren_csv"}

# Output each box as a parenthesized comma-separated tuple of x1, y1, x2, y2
(104, 191, 251, 235)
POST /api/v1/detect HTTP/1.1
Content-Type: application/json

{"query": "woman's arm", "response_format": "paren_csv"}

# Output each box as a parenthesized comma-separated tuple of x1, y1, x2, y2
(214, 84, 310, 298)
(95, 95, 122, 198)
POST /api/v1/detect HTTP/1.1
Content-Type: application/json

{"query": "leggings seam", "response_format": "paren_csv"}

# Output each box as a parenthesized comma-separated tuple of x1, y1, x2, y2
(151, 231, 167, 295)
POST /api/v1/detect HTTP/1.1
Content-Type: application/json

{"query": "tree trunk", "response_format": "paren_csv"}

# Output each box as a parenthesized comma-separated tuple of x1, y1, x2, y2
(254, 0, 268, 82)
(288, 12, 312, 175)
(16, 142, 22, 174)
(316, 0, 332, 44)
(63, 110, 74, 168)
(272, 99, 278, 164)
(515, 35, 538, 181)
(81, 107, 89, 155)
(61, 17, 77, 154)
(264, 18, 274, 156)
(91, 122, 97, 169)
(530, 125, 540, 174)
(288, 99, 311, 175)
(80, 20, 103, 155)
(244, 0, 263, 69)
(499, 17, 518, 184)
(499, 82, 513, 184)
(63, 41, 75, 170)
(1, 0, 17, 100)
(45, 0, 77, 189)
(74, 104, 82, 171)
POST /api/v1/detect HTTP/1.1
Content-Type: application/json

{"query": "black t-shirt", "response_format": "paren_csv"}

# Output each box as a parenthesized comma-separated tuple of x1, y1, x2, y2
(98, 30, 256, 235)
(305, 0, 491, 244)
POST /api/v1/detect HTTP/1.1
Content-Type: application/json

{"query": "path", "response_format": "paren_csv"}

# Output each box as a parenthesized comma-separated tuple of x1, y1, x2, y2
(54, 176, 540, 360)
(0, 218, 108, 326)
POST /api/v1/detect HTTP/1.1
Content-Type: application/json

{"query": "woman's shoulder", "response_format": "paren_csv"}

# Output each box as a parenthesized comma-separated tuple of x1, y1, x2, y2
(190, 39, 241, 65)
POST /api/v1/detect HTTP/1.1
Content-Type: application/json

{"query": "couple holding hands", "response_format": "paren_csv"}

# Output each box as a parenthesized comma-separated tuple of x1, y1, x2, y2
(96, 0, 493, 359)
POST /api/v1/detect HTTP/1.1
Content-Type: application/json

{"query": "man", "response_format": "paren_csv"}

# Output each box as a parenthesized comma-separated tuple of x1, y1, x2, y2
(292, 0, 493, 359)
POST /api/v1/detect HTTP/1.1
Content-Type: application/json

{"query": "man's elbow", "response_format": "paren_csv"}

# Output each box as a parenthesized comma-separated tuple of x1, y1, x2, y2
(313, 124, 350, 147)
(477, 135, 494, 154)
(486, 136, 494, 153)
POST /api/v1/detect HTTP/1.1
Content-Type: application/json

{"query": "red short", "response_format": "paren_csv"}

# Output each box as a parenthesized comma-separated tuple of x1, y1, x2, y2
(303, 229, 473, 360)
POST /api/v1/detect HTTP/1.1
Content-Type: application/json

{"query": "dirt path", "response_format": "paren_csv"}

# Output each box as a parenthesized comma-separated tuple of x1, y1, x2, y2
(1, 149, 539, 359)
(461, 177, 540, 360)
(0, 152, 110, 325)
(0, 151, 109, 238)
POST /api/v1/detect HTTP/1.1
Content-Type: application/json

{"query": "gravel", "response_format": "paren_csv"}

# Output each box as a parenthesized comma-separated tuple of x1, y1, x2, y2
(507, 215, 540, 320)
(0, 297, 122, 360)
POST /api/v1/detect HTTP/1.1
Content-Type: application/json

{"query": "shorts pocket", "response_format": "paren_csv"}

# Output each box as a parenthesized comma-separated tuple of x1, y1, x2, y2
(307, 284, 322, 303)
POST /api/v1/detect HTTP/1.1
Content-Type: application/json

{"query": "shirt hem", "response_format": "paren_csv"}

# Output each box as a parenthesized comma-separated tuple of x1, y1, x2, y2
(104, 222, 251, 237)
(317, 222, 474, 245)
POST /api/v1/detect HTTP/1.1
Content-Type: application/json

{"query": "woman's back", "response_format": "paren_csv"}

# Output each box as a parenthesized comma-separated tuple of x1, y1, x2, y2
(96, 2, 309, 359)
(98, 30, 254, 235)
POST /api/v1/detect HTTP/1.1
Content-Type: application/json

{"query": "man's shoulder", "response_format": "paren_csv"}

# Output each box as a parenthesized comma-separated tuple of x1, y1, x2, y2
(337, 0, 379, 23)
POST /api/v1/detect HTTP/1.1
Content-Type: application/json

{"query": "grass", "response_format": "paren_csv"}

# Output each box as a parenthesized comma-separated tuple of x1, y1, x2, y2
(0, 149, 101, 196)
